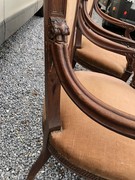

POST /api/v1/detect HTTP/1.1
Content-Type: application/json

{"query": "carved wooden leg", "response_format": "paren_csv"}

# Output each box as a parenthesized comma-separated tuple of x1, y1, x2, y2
(72, 58, 77, 68)
(27, 148, 50, 180)
(27, 118, 51, 180)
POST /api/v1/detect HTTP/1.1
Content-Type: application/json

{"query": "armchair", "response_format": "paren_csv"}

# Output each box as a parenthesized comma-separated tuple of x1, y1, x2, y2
(94, 0, 135, 39)
(27, 0, 135, 179)
(74, 0, 135, 86)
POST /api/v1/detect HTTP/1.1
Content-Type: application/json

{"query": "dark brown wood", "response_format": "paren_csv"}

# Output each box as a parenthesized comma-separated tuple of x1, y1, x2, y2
(49, 0, 67, 17)
(77, 5, 135, 56)
(44, 0, 68, 131)
(27, 106, 51, 180)
(75, 28, 82, 48)
(51, 42, 135, 139)
(27, 0, 135, 179)
(27, 1, 68, 179)
(49, 16, 70, 42)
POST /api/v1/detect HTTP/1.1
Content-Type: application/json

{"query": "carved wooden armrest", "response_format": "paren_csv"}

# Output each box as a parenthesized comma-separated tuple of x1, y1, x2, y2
(81, 0, 135, 48)
(49, 16, 135, 139)
(94, 0, 135, 38)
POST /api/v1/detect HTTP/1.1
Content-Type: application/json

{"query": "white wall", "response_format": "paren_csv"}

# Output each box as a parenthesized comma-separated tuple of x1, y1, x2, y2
(5, 0, 37, 19)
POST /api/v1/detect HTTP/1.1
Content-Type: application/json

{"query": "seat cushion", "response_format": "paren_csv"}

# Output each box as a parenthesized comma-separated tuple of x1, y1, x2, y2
(75, 36, 127, 78)
(50, 71, 135, 180)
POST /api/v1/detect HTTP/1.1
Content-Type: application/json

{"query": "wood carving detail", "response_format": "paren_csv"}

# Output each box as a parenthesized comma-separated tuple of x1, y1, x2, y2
(49, 17, 70, 42)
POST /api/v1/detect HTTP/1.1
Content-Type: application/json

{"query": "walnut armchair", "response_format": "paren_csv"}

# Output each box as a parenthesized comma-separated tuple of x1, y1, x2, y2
(27, 0, 135, 179)
(74, 0, 135, 87)
(94, 0, 135, 39)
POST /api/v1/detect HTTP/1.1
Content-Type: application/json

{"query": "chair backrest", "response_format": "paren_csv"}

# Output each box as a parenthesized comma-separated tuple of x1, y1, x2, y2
(66, 0, 79, 55)
(47, 0, 135, 137)
(94, 0, 135, 38)
(27, 1, 135, 179)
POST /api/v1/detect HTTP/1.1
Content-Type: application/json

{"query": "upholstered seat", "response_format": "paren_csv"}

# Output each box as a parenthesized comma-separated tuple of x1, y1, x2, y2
(27, 0, 135, 179)
(50, 71, 135, 180)
(76, 36, 127, 78)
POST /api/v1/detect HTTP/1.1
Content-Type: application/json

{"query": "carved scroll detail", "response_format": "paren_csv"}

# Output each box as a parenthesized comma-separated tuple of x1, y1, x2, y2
(49, 17, 70, 42)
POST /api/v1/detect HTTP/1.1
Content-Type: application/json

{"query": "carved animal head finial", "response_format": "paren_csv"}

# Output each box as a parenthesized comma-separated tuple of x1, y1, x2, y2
(49, 17, 70, 42)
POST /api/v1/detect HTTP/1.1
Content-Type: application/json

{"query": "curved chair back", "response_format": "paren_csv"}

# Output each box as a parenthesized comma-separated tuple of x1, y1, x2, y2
(66, 0, 80, 56)
(27, 0, 135, 179)
(74, 0, 135, 86)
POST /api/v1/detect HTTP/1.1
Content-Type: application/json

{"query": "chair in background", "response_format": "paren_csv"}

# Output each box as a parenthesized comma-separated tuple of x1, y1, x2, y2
(94, 0, 135, 39)
(27, 0, 135, 179)
(74, 0, 135, 86)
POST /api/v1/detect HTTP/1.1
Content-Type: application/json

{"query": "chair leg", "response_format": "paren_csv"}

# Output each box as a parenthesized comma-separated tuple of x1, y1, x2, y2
(27, 148, 51, 180)
(72, 58, 76, 68)
(121, 70, 132, 82)
(130, 73, 135, 88)
(130, 60, 135, 88)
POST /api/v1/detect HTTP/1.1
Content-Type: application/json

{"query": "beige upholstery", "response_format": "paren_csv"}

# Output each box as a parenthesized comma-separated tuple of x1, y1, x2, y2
(50, 71, 135, 180)
(87, 0, 94, 14)
(75, 36, 127, 77)
(66, 0, 93, 43)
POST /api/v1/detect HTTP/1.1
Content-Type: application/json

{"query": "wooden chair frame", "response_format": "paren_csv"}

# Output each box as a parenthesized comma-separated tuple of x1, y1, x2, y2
(27, 0, 135, 179)
(80, 0, 135, 47)
(74, 0, 135, 87)
(94, 0, 135, 39)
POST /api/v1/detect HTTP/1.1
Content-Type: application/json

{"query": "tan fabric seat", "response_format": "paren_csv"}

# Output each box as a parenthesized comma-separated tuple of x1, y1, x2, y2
(27, 1, 135, 179)
(75, 36, 127, 78)
(50, 71, 135, 180)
